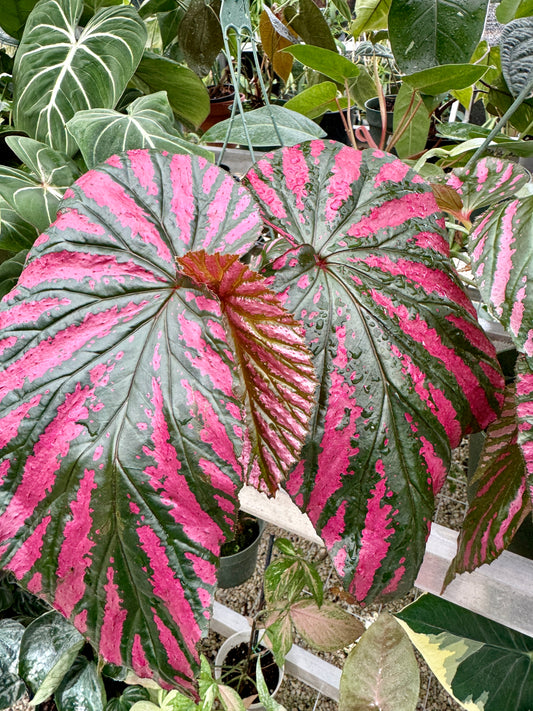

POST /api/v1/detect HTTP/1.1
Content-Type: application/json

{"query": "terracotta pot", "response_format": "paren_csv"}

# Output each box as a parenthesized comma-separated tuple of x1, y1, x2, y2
(201, 92, 236, 133)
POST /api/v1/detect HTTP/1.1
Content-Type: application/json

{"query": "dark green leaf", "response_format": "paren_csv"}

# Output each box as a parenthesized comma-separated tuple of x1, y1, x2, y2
(0, 672, 27, 710)
(138, 0, 178, 18)
(389, 0, 490, 73)
(0, 0, 39, 39)
(0, 200, 37, 252)
(284, 0, 337, 52)
(0, 249, 27, 299)
(437, 122, 533, 156)
(0, 618, 25, 673)
(202, 105, 326, 147)
(178, 0, 223, 77)
(55, 657, 106, 711)
(105, 686, 150, 711)
(487, 73, 533, 132)
(500, 17, 533, 99)
(396, 594, 533, 711)
(19, 611, 85, 705)
(13, 0, 147, 155)
(134, 51, 210, 128)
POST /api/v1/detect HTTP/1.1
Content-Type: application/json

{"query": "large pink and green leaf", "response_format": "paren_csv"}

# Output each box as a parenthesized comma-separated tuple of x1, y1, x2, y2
(243, 140, 504, 603)
(516, 355, 533, 505)
(468, 195, 533, 356)
(445, 385, 531, 583)
(0, 150, 315, 692)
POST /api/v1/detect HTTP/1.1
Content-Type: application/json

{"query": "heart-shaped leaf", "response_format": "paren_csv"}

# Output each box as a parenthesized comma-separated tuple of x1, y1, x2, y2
(19, 611, 84, 705)
(289, 599, 364, 652)
(244, 141, 504, 603)
(445, 385, 531, 584)
(0, 150, 314, 691)
(339, 612, 419, 711)
(55, 657, 106, 711)
(13, 0, 147, 154)
(0, 199, 38, 253)
(202, 106, 326, 148)
(389, 0, 490, 73)
(468, 195, 533, 356)
(67, 92, 213, 169)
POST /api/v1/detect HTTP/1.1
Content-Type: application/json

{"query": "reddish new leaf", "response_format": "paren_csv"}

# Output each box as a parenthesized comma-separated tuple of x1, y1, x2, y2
(177, 250, 317, 493)
(446, 385, 531, 584)
(244, 141, 504, 603)
(0, 150, 266, 692)
(289, 599, 363, 652)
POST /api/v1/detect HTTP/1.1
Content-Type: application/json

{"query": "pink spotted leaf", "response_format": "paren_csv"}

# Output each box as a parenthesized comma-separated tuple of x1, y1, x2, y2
(445, 384, 531, 585)
(244, 140, 504, 604)
(444, 157, 529, 224)
(0, 150, 272, 693)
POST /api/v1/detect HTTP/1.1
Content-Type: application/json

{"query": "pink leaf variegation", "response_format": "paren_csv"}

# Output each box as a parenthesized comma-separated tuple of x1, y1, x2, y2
(516, 355, 533, 506)
(468, 195, 533, 356)
(244, 141, 504, 603)
(445, 385, 531, 584)
(0, 150, 312, 693)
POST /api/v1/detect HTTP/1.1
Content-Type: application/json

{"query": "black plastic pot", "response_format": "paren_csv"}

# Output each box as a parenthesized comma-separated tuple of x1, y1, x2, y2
(364, 95, 395, 147)
(217, 517, 265, 588)
(320, 108, 357, 146)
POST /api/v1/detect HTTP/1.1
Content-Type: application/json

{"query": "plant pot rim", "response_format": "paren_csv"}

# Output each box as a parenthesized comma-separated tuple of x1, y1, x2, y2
(214, 629, 284, 710)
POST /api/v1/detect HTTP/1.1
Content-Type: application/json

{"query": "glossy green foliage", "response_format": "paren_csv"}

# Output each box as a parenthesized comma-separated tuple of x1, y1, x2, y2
(388, 0, 489, 73)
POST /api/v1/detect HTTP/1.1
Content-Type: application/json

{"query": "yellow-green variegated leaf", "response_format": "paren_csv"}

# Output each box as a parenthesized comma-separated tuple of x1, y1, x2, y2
(396, 594, 533, 711)
(67, 92, 213, 169)
(13, 0, 147, 155)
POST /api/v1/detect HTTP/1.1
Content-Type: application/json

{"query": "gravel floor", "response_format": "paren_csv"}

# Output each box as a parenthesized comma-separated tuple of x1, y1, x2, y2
(200, 441, 472, 710)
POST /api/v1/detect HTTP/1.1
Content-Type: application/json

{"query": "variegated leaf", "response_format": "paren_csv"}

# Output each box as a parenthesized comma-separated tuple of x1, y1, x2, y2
(0, 165, 65, 233)
(244, 141, 504, 603)
(516, 354, 533, 505)
(178, 251, 317, 494)
(5, 137, 80, 189)
(67, 92, 213, 170)
(396, 593, 533, 711)
(445, 385, 531, 583)
(13, 0, 147, 155)
(0, 150, 267, 692)
(444, 157, 529, 224)
(468, 195, 533, 356)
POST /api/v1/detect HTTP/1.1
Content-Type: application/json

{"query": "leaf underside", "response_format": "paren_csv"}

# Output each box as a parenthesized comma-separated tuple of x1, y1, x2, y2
(243, 140, 504, 603)
(0, 150, 268, 691)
